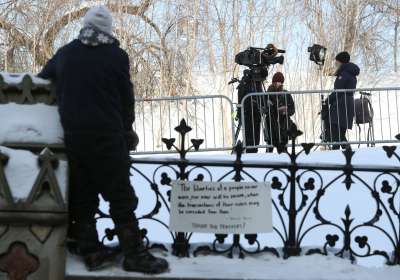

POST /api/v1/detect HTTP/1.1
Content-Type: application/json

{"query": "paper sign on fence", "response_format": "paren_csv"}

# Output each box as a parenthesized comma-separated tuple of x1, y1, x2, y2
(169, 181, 272, 234)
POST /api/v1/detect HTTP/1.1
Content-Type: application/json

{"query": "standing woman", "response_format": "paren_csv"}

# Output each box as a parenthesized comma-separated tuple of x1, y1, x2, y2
(264, 72, 296, 152)
(324, 51, 360, 150)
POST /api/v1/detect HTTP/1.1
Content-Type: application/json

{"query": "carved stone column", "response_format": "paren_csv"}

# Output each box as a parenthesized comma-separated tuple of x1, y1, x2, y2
(0, 72, 68, 280)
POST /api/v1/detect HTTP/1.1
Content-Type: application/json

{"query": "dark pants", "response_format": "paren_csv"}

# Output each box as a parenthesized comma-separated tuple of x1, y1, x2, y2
(324, 123, 348, 150)
(243, 98, 261, 153)
(66, 133, 138, 227)
(264, 120, 289, 153)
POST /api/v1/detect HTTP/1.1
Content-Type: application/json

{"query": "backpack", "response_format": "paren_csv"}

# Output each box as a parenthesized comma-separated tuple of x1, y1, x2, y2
(354, 95, 373, 125)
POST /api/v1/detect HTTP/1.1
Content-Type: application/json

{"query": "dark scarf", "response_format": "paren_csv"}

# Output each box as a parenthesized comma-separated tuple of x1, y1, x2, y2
(78, 26, 118, 47)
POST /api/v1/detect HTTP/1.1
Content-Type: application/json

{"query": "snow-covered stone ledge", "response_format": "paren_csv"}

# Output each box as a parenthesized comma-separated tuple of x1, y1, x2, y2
(0, 72, 64, 152)
(0, 72, 54, 105)
(0, 72, 68, 279)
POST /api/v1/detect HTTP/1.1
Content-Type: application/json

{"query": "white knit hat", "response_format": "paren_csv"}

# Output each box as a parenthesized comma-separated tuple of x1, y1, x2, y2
(83, 6, 113, 35)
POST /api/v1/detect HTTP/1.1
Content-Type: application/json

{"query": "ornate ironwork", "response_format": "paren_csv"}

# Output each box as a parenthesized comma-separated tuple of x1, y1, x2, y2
(98, 118, 400, 265)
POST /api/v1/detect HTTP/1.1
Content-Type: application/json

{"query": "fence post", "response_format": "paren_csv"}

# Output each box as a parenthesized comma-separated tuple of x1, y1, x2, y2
(284, 126, 302, 257)
(162, 118, 204, 257)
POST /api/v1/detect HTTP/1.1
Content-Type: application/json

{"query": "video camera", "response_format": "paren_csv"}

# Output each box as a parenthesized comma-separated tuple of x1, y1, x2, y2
(234, 44, 285, 81)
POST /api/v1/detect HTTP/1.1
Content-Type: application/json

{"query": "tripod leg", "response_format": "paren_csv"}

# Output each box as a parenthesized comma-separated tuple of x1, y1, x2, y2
(234, 123, 241, 145)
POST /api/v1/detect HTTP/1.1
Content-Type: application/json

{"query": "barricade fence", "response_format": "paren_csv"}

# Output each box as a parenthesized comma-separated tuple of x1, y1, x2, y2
(240, 87, 400, 151)
(133, 95, 235, 154)
(132, 88, 400, 154)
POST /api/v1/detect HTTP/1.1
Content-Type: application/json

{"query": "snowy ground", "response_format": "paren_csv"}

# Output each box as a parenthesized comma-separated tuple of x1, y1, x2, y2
(66, 245, 400, 280)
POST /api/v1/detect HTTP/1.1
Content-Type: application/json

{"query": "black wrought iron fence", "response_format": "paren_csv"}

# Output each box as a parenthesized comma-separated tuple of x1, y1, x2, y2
(97, 118, 400, 266)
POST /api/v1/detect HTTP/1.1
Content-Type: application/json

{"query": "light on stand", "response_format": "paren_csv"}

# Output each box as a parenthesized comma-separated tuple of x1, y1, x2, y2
(308, 44, 327, 66)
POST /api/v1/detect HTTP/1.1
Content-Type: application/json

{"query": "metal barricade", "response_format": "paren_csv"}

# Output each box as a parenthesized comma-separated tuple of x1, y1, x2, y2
(133, 95, 235, 154)
(240, 88, 400, 151)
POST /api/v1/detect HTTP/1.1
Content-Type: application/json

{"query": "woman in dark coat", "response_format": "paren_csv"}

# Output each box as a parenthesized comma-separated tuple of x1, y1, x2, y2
(324, 51, 360, 149)
(264, 72, 296, 152)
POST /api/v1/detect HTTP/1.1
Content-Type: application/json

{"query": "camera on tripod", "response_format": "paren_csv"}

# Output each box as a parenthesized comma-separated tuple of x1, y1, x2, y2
(234, 44, 285, 81)
(231, 43, 286, 145)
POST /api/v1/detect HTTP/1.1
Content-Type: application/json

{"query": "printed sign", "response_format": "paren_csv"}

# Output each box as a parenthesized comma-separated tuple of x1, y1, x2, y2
(169, 181, 272, 234)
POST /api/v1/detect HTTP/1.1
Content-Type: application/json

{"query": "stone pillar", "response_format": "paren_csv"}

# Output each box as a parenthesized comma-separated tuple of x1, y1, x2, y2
(0, 148, 68, 280)
(0, 72, 68, 280)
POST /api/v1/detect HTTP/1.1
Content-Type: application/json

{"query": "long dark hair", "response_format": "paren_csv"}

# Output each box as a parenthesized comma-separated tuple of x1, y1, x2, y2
(268, 83, 284, 92)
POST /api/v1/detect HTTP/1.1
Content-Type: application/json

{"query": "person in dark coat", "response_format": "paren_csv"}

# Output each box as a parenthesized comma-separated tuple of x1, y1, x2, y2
(264, 72, 296, 152)
(38, 6, 168, 273)
(237, 69, 263, 153)
(324, 51, 360, 150)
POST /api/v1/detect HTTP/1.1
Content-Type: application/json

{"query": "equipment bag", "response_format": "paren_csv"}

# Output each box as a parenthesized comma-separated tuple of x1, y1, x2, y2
(354, 97, 373, 124)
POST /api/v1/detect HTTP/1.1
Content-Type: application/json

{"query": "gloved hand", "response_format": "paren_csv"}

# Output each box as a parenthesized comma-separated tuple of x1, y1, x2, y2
(125, 129, 139, 151)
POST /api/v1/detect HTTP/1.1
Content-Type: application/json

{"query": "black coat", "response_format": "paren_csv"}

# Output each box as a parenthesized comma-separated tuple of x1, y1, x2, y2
(264, 85, 296, 144)
(327, 62, 360, 129)
(38, 39, 134, 134)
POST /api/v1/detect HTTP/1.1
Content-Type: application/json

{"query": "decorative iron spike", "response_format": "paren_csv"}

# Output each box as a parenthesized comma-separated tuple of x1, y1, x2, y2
(301, 143, 315, 155)
(161, 138, 175, 150)
(383, 146, 397, 158)
(191, 139, 204, 151)
(287, 125, 303, 141)
(343, 174, 354, 191)
(344, 205, 351, 219)
(174, 119, 192, 136)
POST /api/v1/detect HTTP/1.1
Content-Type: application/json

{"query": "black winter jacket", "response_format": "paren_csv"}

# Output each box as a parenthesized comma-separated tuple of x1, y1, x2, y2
(327, 62, 360, 129)
(38, 37, 134, 134)
(263, 85, 296, 144)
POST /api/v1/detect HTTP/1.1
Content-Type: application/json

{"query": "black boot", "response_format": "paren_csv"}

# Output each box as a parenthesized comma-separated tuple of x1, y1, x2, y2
(70, 223, 121, 271)
(116, 223, 169, 274)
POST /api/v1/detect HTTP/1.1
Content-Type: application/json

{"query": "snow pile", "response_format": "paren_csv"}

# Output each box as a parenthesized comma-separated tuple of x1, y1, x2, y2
(0, 103, 63, 144)
(66, 246, 400, 279)
(0, 146, 67, 201)
(0, 72, 50, 86)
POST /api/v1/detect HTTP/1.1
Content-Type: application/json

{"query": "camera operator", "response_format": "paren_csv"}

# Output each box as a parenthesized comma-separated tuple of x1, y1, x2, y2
(237, 72, 263, 153)
(323, 51, 360, 150)
(234, 44, 285, 153)
(264, 72, 296, 152)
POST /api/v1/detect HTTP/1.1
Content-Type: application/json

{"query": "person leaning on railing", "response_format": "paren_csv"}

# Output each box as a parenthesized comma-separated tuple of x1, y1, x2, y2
(37, 5, 168, 274)
(263, 72, 296, 152)
(323, 52, 360, 150)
